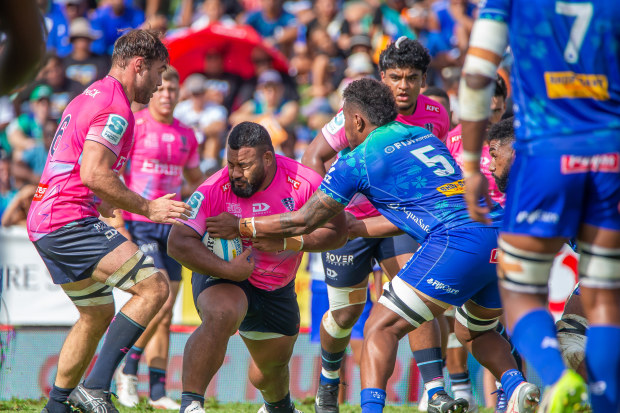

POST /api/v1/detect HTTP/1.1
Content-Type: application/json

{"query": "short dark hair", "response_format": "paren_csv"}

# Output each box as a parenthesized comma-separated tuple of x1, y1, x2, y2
(111, 29, 169, 69)
(162, 66, 179, 83)
(494, 74, 508, 100)
(422, 86, 449, 102)
(228, 122, 275, 153)
(487, 117, 515, 144)
(379, 37, 431, 73)
(343, 78, 398, 127)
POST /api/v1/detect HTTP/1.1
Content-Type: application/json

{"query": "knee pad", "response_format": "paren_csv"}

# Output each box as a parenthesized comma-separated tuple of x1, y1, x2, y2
(578, 243, 620, 289)
(378, 277, 434, 328)
(64, 282, 114, 307)
(447, 332, 463, 349)
(322, 310, 353, 339)
(497, 239, 555, 294)
(326, 284, 367, 311)
(455, 305, 499, 332)
(556, 314, 588, 371)
(104, 250, 158, 290)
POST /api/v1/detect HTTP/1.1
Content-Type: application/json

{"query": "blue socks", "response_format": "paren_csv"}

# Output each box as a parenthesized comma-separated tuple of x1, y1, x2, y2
(511, 309, 565, 386)
(361, 388, 386, 413)
(320, 348, 345, 385)
(586, 325, 620, 412)
(500, 369, 525, 400)
(180, 392, 204, 411)
(263, 393, 293, 412)
(45, 385, 74, 413)
(413, 347, 444, 399)
(122, 345, 144, 375)
(149, 367, 166, 401)
(83, 312, 145, 390)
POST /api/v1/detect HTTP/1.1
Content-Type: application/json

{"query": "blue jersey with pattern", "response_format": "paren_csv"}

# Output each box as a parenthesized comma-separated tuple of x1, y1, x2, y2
(479, 0, 620, 155)
(320, 122, 504, 243)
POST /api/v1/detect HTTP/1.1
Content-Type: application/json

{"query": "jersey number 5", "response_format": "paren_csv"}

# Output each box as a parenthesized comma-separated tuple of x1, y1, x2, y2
(556, 1, 593, 64)
(410, 145, 455, 177)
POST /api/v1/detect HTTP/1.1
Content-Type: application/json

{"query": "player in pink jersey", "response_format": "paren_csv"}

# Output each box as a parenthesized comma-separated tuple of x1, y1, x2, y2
(27, 30, 192, 413)
(168, 122, 347, 413)
(111, 66, 203, 410)
(300, 37, 463, 413)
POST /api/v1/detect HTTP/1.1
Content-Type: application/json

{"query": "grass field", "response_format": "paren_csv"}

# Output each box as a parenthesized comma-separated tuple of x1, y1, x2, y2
(0, 398, 498, 413)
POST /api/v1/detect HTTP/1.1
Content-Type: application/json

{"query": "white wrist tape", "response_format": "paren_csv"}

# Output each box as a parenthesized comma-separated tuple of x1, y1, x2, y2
(459, 79, 496, 122)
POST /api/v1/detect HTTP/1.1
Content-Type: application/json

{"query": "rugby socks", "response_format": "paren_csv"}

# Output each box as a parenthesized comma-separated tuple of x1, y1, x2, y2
(83, 312, 145, 390)
(320, 347, 345, 385)
(263, 392, 293, 412)
(413, 347, 444, 399)
(500, 369, 525, 400)
(511, 309, 565, 386)
(361, 388, 386, 413)
(149, 367, 166, 401)
(449, 371, 472, 399)
(180, 392, 204, 411)
(586, 325, 620, 412)
(45, 385, 74, 413)
(122, 345, 144, 375)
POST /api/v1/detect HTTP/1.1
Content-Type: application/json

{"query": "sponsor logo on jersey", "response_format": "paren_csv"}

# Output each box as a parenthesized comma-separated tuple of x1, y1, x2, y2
(490, 248, 499, 263)
(33, 183, 48, 201)
(384, 134, 434, 154)
(83, 88, 101, 98)
(101, 114, 128, 145)
(424, 123, 434, 133)
(221, 182, 231, 192)
(425, 104, 440, 113)
(187, 192, 205, 219)
(227, 202, 242, 216)
(387, 203, 431, 233)
(426, 278, 459, 295)
(140, 159, 183, 176)
(287, 175, 301, 190)
(162, 133, 175, 142)
(324, 253, 354, 266)
(281, 197, 295, 211)
(325, 111, 345, 135)
(516, 209, 559, 225)
(252, 203, 270, 213)
(436, 179, 465, 196)
(450, 134, 462, 143)
(544, 71, 609, 100)
(561, 153, 620, 174)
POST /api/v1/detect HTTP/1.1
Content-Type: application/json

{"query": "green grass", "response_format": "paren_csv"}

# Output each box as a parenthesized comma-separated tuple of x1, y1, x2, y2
(0, 398, 497, 413)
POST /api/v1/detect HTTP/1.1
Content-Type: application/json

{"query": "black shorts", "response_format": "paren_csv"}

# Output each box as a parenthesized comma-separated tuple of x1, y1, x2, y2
(191, 274, 300, 337)
(321, 234, 419, 287)
(34, 217, 127, 285)
(126, 221, 182, 281)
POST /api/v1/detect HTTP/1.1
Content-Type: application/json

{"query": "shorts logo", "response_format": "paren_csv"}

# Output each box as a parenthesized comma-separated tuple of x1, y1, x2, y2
(561, 153, 620, 174)
(425, 104, 440, 113)
(140, 242, 158, 254)
(326, 268, 338, 279)
(33, 183, 49, 201)
(426, 277, 459, 295)
(221, 182, 231, 192)
(436, 179, 465, 196)
(324, 253, 354, 266)
(287, 176, 301, 190)
(252, 203, 270, 213)
(281, 197, 295, 211)
(516, 209, 559, 225)
(101, 114, 128, 145)
(105, 228, 118, 240)
(325, 111, 345, 135)
(490, 248, 499, 263)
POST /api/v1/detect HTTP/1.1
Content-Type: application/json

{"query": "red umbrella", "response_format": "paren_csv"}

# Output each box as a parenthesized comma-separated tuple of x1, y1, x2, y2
(165, 23, 290, 82)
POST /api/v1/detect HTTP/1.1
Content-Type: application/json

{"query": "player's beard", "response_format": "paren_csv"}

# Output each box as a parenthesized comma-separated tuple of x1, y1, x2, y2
(231, 170, 266, 198)
(493, 170, 510, 193)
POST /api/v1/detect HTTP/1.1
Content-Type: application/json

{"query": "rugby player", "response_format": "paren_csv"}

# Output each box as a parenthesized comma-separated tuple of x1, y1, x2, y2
(167, 122, 347, 413)
(459, 1, 620, 411)
(206, 78, 540, 413)
(28, 30, 192, 413)
(301, 37, 458, 413)
(112, 66, 204, 410)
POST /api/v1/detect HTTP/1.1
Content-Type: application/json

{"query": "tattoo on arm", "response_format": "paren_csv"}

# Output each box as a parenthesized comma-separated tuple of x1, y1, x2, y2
(271, 190, 345, 236)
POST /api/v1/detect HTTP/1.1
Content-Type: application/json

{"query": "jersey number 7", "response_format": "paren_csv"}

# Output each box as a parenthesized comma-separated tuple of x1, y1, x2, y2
(556, 1, 593, 64)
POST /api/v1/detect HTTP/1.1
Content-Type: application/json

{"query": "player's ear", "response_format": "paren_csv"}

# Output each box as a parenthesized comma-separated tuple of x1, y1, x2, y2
(263, 148, 275, 166)
(354, 113, 364, 132)
(134, 56, 146, 74)
(421, 72, 427, 88)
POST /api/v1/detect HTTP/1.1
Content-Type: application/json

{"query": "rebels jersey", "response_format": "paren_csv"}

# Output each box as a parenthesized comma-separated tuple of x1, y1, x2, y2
(320, 122, 503, 243)
(480, 0, 620, 154)
(123, 109, 200, 223)
(27, 76, 134, 241)
(184, 155, 322, 291)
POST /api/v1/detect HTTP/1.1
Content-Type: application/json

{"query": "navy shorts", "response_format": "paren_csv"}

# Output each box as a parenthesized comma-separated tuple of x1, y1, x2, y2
(321, 234, 418, 287)
(191, 274, 300, 337)
(34, 217, 127, 285)
(126, 221, 182, 282)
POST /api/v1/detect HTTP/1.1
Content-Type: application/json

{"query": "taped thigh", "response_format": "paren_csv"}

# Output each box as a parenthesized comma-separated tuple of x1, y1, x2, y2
(104, 250, 158, 290)
(455, 305, 499, 332)
(326, 284, 367, 311)
(378, 277, 434, 328)
(64, 282, 114, 306)
(578, 243, 620, 289)
(497, 239, 555, 294)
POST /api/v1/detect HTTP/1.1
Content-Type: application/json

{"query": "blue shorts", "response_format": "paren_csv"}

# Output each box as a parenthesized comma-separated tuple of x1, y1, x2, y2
(310, 279, 372, 342)
(126, 221, 182, 282)
(503, 151, 620, 238)
(34, 217, 127, 285)
(321, 234, 418, 288)
(191, 275, 300, 337)
(398, 227, 502, 309)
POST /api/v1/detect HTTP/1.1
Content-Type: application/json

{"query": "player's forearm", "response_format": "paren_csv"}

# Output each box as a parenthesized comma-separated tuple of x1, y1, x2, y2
(300, 213, 347, 251)
(352, 215, 404, 238)
(168, 232, 240, 280)
(460, 120, 488, 174)
(82, 169, 150, 217)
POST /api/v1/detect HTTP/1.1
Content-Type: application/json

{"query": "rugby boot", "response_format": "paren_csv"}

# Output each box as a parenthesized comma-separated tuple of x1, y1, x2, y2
(148, 395, 181, 410)
(427, 390, 469, 413)
(181, 401, 205, 413)
(453, 385, 478, 413)
(314, 382, 339, 412)
(113, 368, 139, 407)
(506, 382, 539, 413)
(257, 403, 303, 412)
(41, 401, 72, 413)
(492, 389, 508, 413)
(67, 383, 119, 413)
(538, 370, 589, 413)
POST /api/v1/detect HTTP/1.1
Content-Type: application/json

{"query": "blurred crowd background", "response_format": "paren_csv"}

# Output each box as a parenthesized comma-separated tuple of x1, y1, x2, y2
(0, 0, 512, 227)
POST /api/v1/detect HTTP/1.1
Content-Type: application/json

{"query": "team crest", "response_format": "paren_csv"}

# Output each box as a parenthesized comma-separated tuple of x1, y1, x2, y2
(281, 197, 295, 211)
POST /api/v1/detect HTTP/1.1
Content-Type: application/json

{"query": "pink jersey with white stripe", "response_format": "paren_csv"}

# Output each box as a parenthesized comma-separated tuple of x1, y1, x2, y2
(27, 76, 135, 241)
(185, 155, 322, 291)
(445, 124, 506, 206)
(122, 109, 200, 223)
(321, 93, 451, 219)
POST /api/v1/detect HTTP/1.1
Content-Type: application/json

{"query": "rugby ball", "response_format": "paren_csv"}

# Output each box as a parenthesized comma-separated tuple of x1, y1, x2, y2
(202, 232, 243, 261)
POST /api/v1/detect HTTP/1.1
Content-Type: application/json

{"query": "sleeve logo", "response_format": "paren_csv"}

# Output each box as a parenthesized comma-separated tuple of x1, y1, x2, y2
(187, 191, 205, 219)
(33, 183, 49, 201)
(101, 114, 128, 145)
(325, 111, 345, 135)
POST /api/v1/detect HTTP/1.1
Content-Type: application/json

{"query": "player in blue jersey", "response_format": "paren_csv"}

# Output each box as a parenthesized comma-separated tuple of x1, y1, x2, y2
(458, 1, 620, 412)
(205, 78, 540, 413)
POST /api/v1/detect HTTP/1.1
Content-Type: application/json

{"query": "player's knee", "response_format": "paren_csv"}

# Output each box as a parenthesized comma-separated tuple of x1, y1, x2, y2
(76, 304, 116, 334)
(377, 277, 434, 328)
(556, 314, 588, 371)
(104, 250, 160, 293)
(577, 243, 620, 289)
(322, 310, 355, 338)
(200, 304, 243, 336)
(497, 239, 555, 294)
(455, 305, 499, 342)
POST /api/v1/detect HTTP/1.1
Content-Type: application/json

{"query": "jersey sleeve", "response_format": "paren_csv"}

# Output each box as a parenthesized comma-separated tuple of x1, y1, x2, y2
(86, 110, 133, 157)
(320, 110, 349, 152)
(319, 151, 368, 206)
(183, 186, 210, 236)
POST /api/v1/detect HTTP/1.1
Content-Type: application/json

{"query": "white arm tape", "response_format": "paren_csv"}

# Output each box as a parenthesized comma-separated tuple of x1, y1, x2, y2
(468, 19, 509, 61)
(458, 79, 495, 122)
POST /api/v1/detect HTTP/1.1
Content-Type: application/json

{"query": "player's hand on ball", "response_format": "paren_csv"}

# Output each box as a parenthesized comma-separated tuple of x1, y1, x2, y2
(227, 248, 255, 281)
(205, 212, 241, 239)
(252, 237, 285, 252)
(148, 193, 192, 225)
(464, 171, 492, 224)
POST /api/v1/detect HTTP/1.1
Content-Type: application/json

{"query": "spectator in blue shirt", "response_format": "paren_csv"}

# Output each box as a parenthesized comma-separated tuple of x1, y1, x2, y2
(40, 0, 72, 57)
(91, 0, 145, 56)
(245, 0, 297, 57)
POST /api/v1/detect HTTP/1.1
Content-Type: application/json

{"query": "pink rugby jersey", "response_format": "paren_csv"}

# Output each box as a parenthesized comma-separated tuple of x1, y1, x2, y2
(185, 155, 322, 291)
(27, 76, 135, 241)
(122, 108, 200, 222)
(321, 93, 450, 219)
(445, 124, 505, 206)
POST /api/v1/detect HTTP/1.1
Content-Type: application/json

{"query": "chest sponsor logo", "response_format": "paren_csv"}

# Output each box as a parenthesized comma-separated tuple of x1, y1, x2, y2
(425, 104, 440, 113)
(325, 111, 345, 135)
(436, 179, 465, 196)
(281, 197, 295, 211)
(227, 202, 242, 216)
(33, 183, 48, 201)
(83, 88, 101, 98)
(187, 192, 205, 219)
(101, 114, 128, 145)
(544, 71, 609, 100)
(252, 203, 270, 213)
(162, 133, 175, 143)
(516, 209, 559, 225)
(324, 253, 354, 266)
(221, 182, 231, 192)
(140, 159, 183, 176)
(561, 153, 619, 174)
(490, 248, 499, 264)
(287, 175, 301, 190)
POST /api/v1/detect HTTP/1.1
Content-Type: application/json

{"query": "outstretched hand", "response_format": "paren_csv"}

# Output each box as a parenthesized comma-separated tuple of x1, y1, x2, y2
(464, 172, 493, 224)
(205, 212, 241, 240)
(148, 193, 192, 225)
